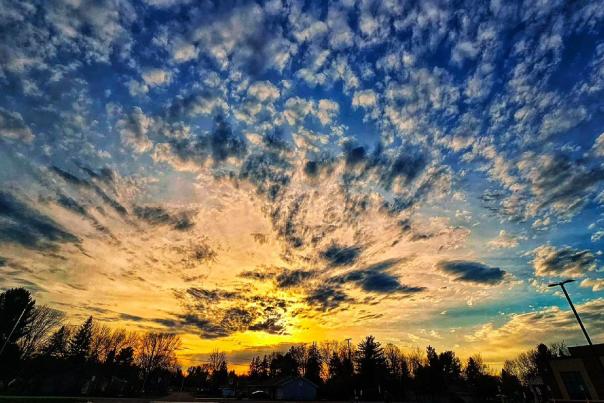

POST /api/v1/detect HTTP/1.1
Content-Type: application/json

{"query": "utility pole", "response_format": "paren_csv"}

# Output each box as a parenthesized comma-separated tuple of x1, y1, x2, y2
(345, 338, 352, 360)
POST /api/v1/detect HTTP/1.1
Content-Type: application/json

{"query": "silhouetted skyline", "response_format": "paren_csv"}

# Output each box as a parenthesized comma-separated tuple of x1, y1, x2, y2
(1, 0, 604, 371)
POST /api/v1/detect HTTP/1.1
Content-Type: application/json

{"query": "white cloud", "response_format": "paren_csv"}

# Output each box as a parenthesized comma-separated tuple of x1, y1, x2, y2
(487, 230, 521, 249)
(142, 68, 172, 86)
(533, 245, 597, 278)
(247, 81, 280, 103)
(0, 108, 35, 143)
(117, 107, 153, 153)
(127, 80, 149, 97)
(580, 278, 604, 292)
(593, 132, 604, 156)
(352, 89, 378, 109)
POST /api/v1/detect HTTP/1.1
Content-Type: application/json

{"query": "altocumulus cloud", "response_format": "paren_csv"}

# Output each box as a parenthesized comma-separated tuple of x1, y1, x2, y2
(438, 260, 506, 285)
(533, 245, 597, 278)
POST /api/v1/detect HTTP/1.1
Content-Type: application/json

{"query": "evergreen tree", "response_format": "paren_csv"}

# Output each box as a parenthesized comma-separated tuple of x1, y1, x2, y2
(43, 325, 71, 358)
(69, 316, 93, 360)
(0, 288, 36, 349)
(304, 343, 322, 385)
(355, 336, 387, 399)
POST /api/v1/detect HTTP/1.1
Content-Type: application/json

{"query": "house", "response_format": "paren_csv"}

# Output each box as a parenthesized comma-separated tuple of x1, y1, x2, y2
(257, 376, 318, 400)
(547, 343, 604, 400)
(271, 376, 318, 400)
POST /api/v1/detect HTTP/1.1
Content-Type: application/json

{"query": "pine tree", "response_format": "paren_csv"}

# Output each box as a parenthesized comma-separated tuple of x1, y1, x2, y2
(355, 336, 387, 398)
(43, 325, 71, 358)
(304, 343, 322, 385)
(69, 316, 93, 360)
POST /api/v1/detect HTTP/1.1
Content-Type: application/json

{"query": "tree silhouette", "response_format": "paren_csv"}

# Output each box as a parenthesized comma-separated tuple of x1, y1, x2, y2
(0, 288, 36, 379)
(43, 325, 72, 358)
(354, 335, 387, 399)
(69, 316, 93, 361)
(304, 343, 322, 385)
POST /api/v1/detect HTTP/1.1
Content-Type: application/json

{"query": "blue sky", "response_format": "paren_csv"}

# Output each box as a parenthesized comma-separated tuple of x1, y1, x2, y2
(1, 0, 604, 368)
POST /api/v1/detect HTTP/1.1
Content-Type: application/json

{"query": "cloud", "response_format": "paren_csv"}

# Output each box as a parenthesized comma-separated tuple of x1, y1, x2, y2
(142, 68, 172, 86)
(467, 299, 604, 363)
(533, 245, 597, 278)
(332, 259, 425, 294)
(593, 132, 604, 156)
(50, 166, 128, 217)
(320, 243, 362, 266)
(0, 108, 34, 143)
(305, 285, 354, 312)
(580, 278, 604, 292)
(247, 81, 280, 103)
(174, 286, 290, 338)
(275, 269, 313, 288)
(352, 89, 378, 109)
(0, 191, 79, 250)
(117, 107, 153, 153)
(133, 205, 196, 231)
(438, 260, 506, 285)
(487, 230, 521, 249)
(592, 230, 604, 242)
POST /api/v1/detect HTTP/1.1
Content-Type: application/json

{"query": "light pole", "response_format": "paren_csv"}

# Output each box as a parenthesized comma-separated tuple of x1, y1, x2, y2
(547, 279, 593, 346)
(548, 279, 604, 377)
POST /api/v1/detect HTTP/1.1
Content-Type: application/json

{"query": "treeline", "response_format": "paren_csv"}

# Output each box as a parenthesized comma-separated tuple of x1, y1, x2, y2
(244, 337, 508, 401)
(1, 287, 567, 401)
(0, 288, 182, 395)
(242, 338, 568, 402)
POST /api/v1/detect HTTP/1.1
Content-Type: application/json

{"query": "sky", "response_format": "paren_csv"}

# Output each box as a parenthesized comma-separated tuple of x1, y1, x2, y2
(1, 0, 604, 371)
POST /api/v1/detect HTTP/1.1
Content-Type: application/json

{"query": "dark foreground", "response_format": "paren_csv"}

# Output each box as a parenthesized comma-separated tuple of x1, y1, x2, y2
(0, 396, 413, 403)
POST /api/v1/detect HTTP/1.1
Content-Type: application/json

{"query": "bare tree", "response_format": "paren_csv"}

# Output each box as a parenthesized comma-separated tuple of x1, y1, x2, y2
(18, 305, 64, 358)
(138, 332, 181, 390)
(207, 349, 227, 374)
(90, 324, 139, 363)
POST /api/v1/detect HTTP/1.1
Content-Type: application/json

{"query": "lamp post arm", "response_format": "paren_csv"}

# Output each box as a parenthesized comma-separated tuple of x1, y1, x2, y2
(560, 284, 593, 346)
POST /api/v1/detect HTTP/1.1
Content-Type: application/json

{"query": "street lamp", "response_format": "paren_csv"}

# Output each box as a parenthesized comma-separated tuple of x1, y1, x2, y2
(547, 279, 593, 346)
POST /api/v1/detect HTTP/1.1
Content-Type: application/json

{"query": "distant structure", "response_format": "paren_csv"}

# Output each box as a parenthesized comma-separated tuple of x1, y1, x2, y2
(261, 376, 318, 400)
(548, 343, 604, 400)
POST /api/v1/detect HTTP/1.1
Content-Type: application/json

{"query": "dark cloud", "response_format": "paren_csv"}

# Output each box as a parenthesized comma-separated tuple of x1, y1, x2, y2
(239, 268, 276, 281)
(210, 115, 247, 163)
(250, 232, 269, 244)
(320, 243, 362, 267)
(159, 115, 247, 169)
(56, 194, 88, 217)
(303, 154, 335, 178)
(51, 166, 128, 217)
(184, 287, 238, 303)
(76, 163, 116, 183)
(357, 272, 424, 293)
(248, 317, 287, 335)
(275, 269, 313, 288)
(0, 191, 79, 250)
(271, 194, 306, 249)
(344, 144, 367, 166)
(174, 286, 289, 338)
(133, 205, 195, 231)
(528, 153, 604, 214)
(240, 151, 291, 201)
(438, 260, 506, 285)
(305, 286, 354, 312)
(318, 258, 425, 296)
